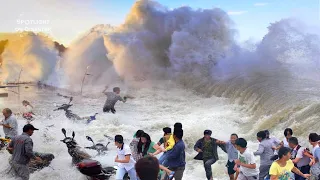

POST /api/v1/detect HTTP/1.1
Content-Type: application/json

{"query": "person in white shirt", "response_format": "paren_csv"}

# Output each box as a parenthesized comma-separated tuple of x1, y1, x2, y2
(22, 100, 34, 120)
(274, 128, 293, 152)
(288, 137, 311, 180)
(282, 128, 293, 148)
(114, 135, 137, 180)
(234, 138, 259, 180)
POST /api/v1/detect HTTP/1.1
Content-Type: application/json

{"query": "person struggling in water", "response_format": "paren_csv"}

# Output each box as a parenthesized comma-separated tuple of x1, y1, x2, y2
(102, 86, 134, 114)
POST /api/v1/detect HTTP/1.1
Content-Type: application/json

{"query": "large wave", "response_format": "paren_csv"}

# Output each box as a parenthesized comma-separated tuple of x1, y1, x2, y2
(1, 0, 320, 135)
(0, 32, 60, 83)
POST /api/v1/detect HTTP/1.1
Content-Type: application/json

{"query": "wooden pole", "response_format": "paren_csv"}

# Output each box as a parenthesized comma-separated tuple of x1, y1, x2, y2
(80, 66, 90, 96)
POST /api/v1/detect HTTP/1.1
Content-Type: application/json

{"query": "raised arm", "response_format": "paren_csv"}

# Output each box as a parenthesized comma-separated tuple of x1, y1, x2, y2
(216, 140, 227, 153)
(102, 86, 108, 93)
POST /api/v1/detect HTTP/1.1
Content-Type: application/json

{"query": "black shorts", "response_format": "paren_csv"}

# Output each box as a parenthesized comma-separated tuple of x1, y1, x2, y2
(103, 106, 116, 114)
(226, 160, 236, 175)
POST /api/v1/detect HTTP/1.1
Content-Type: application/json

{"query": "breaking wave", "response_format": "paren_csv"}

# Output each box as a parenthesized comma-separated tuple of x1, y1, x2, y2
(0, 32, 60, 83)
(1, 0, 320, 135)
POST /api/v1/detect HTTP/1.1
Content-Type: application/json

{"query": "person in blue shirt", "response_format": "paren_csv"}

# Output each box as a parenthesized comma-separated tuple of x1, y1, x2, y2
(163, 128, 185, 180)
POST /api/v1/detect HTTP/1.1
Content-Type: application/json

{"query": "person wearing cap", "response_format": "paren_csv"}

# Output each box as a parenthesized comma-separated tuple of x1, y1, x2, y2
(114, 134, 137, 180)
(234, 138, 259, 180)
(194, 130, 227, 180)
(254, 131, 274, 180)
(1, 108, 18, 139)
(7, 124, 42, 180)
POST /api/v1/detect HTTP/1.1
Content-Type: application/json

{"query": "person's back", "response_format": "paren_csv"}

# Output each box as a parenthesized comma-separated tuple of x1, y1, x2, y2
(11, 133, 34, 165)
(130, 130, 144, 162)
(254, 131, 274, 180)
(258, 139, 274, 165)
(104, 92, 122, 106)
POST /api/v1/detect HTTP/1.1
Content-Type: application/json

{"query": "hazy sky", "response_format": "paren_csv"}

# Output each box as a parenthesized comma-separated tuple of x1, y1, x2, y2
(1, 0, 319, 46)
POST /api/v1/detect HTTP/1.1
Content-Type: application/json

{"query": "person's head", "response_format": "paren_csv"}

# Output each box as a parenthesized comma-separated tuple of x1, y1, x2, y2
(203, 130, 212, 140)
(284, 128, 293, 139)
(309, 133, 319, 146)
(134, 130, 144, 138)
(230, 133, 238, 144)
(23, 124, 39, 136)
(173, 128, 183, 141)
(163, 127, 171, 135)
(235, 138, 247, 152)
(257, 131, 267, 142)
(2, 108, 12, 118)
(114, 135, 124, 149)
(288, 137, 299, 149)
(271, 147, 291, 161)
(174, 122, 182, 130)
(264, 130, 270, 138)
(140, 133, 151, 144)
(138, 133, 152, 155)
(135, 156, 160, 180)
(22, 100, 30, 106)
(113, 87, 120, 94)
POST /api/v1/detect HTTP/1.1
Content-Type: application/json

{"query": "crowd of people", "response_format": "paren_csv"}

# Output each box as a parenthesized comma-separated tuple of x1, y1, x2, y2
(117, 126, 320, 180)
(0, 86, 319, 180)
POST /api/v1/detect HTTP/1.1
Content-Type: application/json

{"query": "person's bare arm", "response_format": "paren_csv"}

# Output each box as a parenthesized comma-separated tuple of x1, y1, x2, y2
(150, 144, 165, 156)
(292, 157, 301, 164)
(292, 166, 311, 179)
(102, 86, 108, 93)
(124, 95, 135, 99)
(216, 140, 226, 144)
(115, 155, 131, 163)
(1, 124, 12, 128)
(160, 165, 173, 175)
(234, 159, 256, 169)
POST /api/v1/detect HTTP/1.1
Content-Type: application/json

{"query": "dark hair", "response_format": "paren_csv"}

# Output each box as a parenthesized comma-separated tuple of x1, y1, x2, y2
(257, 131, 267, 140)
(309, 133, 319, 142)
(235, 138, 247, 148)
(204, 130, 212, 136)
(135, 156, 159, 180)
(163, 127, 171, 134)
(138, 133, 152, 156)
(264, 130, 270, 138)
(174, 128, 183, 139)
(113, 87, 120, 92)
(271, 147, 291, 161)
(231, 133, 238, 138)
(288, 137, 298, 145)
(115, 135, 124, 144)
(135, 130, 144, 138)
(284, 128, 293, 137)
(174, 122, 182, 129)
